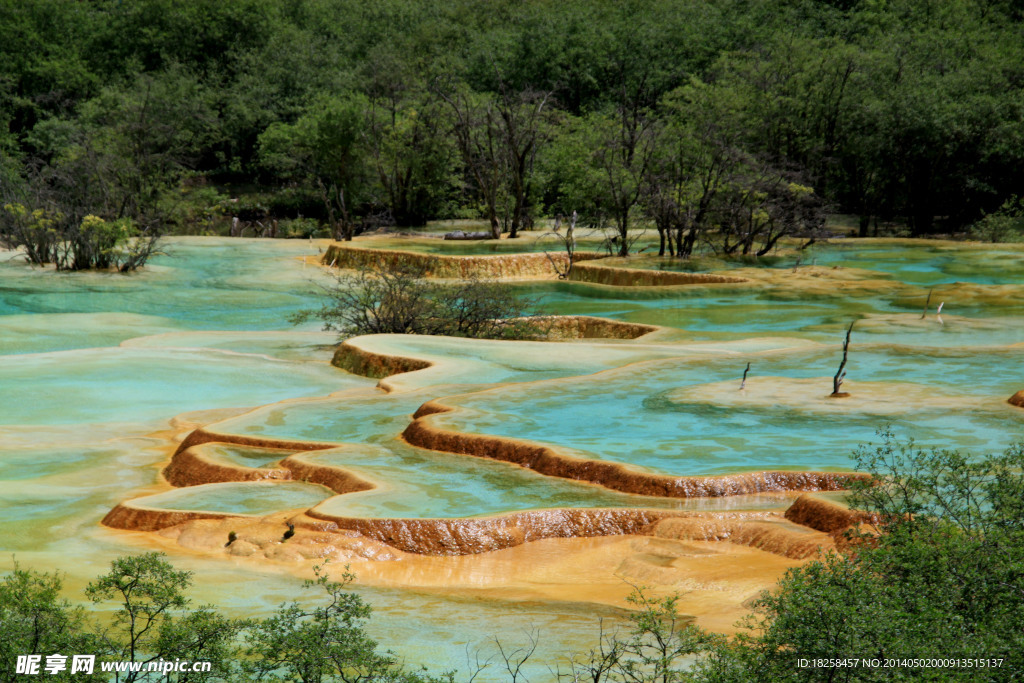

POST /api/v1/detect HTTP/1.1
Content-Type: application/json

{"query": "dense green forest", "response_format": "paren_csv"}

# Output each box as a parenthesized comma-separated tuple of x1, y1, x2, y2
(2, 0, 1023, 259)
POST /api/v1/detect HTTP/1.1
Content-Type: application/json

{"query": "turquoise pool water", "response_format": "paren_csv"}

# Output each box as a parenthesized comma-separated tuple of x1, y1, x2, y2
(648, 241, 1024, 286)
(434, 347, 1024, 476)
(2, 236, 1022, 678)
(198, 443, 290, 468)
(131, 481, 334, 516)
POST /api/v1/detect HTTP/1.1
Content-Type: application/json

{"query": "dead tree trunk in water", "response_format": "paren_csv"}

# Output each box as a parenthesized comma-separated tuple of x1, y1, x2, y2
(542, 210, 577, 279)
(740, 362, 751, 390)
(832, 321, 855, 396)
(921, 289, 933, 319)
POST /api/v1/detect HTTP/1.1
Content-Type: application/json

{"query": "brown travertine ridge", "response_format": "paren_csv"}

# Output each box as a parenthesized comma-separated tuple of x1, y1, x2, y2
(102, 504, 234, 532)
(305, 507, 845, 559)
(332, 315, 661, 394)
(403, 399, 862, 498)
(569, 261, 748, 287)
(1009, 390, 1024, 407)
(162, 441, 376, 495)
(163, 444, 291, 486)
(304, 507, 678, 556)
(321, 243, 604, 279)
(332, 315, 658, 382)
(535, 315, 658, 340)
(107, 493, 848, 560)
(278, 452, 376, 495)
(332, 341, 433, 379)
(648, 515, 835, 559)
(321, 242, 749, 286)
(172, 427, 339, 457)
(784, 493, 875, 535)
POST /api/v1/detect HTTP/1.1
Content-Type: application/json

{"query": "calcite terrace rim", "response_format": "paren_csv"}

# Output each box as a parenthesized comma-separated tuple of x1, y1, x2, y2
(402, 399, 862, 499)
(100, 314, 870, 560)
(320, 242, 749, 286)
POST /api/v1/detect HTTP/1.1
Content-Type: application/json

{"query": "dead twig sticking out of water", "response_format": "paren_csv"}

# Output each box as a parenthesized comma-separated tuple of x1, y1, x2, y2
(832, 321, 855, 396)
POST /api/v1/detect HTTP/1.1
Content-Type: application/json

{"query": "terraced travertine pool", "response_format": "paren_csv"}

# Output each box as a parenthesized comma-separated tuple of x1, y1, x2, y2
(2, 236, 1022, 676)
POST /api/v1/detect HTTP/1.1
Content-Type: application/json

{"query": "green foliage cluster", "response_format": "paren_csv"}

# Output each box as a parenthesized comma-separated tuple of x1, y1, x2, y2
(970, 196, 1024, 243)
(0, 204, 158, 270)
(692, 431, 1024, 682)
(556, 589, 720, 682)
(1, 555, 447, 683)
(0, 564, 99, 682)
(1, 0, 1021, 251)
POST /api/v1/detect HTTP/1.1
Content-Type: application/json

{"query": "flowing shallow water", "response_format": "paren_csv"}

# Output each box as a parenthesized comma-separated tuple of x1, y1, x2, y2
(2, 237, 1022, 677)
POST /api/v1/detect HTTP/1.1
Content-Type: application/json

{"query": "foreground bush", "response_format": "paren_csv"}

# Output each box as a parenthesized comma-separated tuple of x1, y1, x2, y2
(694, 431, 1024, 682)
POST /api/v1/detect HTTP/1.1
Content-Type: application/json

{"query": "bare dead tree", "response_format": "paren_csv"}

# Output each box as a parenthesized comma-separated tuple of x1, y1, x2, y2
(740, 362, 751, 390)
(435, 73, 553, 239)
(832, 320, 855, 396)
(463, 643, 494, 683)
(921, 288, 933, 319)
(494, 79, 553, 238)
(541, 210, 579, 279)
(433, 80, 506, 239)
(555, 619, 624, 683)
(493, 631, 539, 683)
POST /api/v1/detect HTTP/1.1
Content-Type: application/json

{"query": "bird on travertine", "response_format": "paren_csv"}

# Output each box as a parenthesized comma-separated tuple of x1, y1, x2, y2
(282, 523, 295, 542)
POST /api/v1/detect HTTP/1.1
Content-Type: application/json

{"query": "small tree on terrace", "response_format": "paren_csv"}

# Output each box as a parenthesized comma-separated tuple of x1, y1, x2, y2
(296, 262, 543, 340)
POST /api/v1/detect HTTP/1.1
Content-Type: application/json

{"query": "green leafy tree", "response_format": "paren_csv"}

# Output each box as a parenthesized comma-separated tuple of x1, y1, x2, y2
(259, 93, 370, 241)
(584, 109, 657, 258)
(245, 563, 450, 683)
(0, 201, 62, 265)
(970, 196, 1024, 243)
(73, 66, 218, 227)
(557, 586, 718, 683)
(618, 588, 718, 683)
(362, 58, 458, 227)
(544, 108, 659, 257)
(641, 81, 747, 258)
(85, 552, 242, 682)
(0, 564, 99, 683)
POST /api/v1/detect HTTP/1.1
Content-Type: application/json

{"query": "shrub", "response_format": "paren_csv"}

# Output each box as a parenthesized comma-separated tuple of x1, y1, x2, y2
(295, 262, 545, 340)
(969, 196, 1024, 243)
(693, 431, 1024, 681)
(0, 204, 159, 271)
